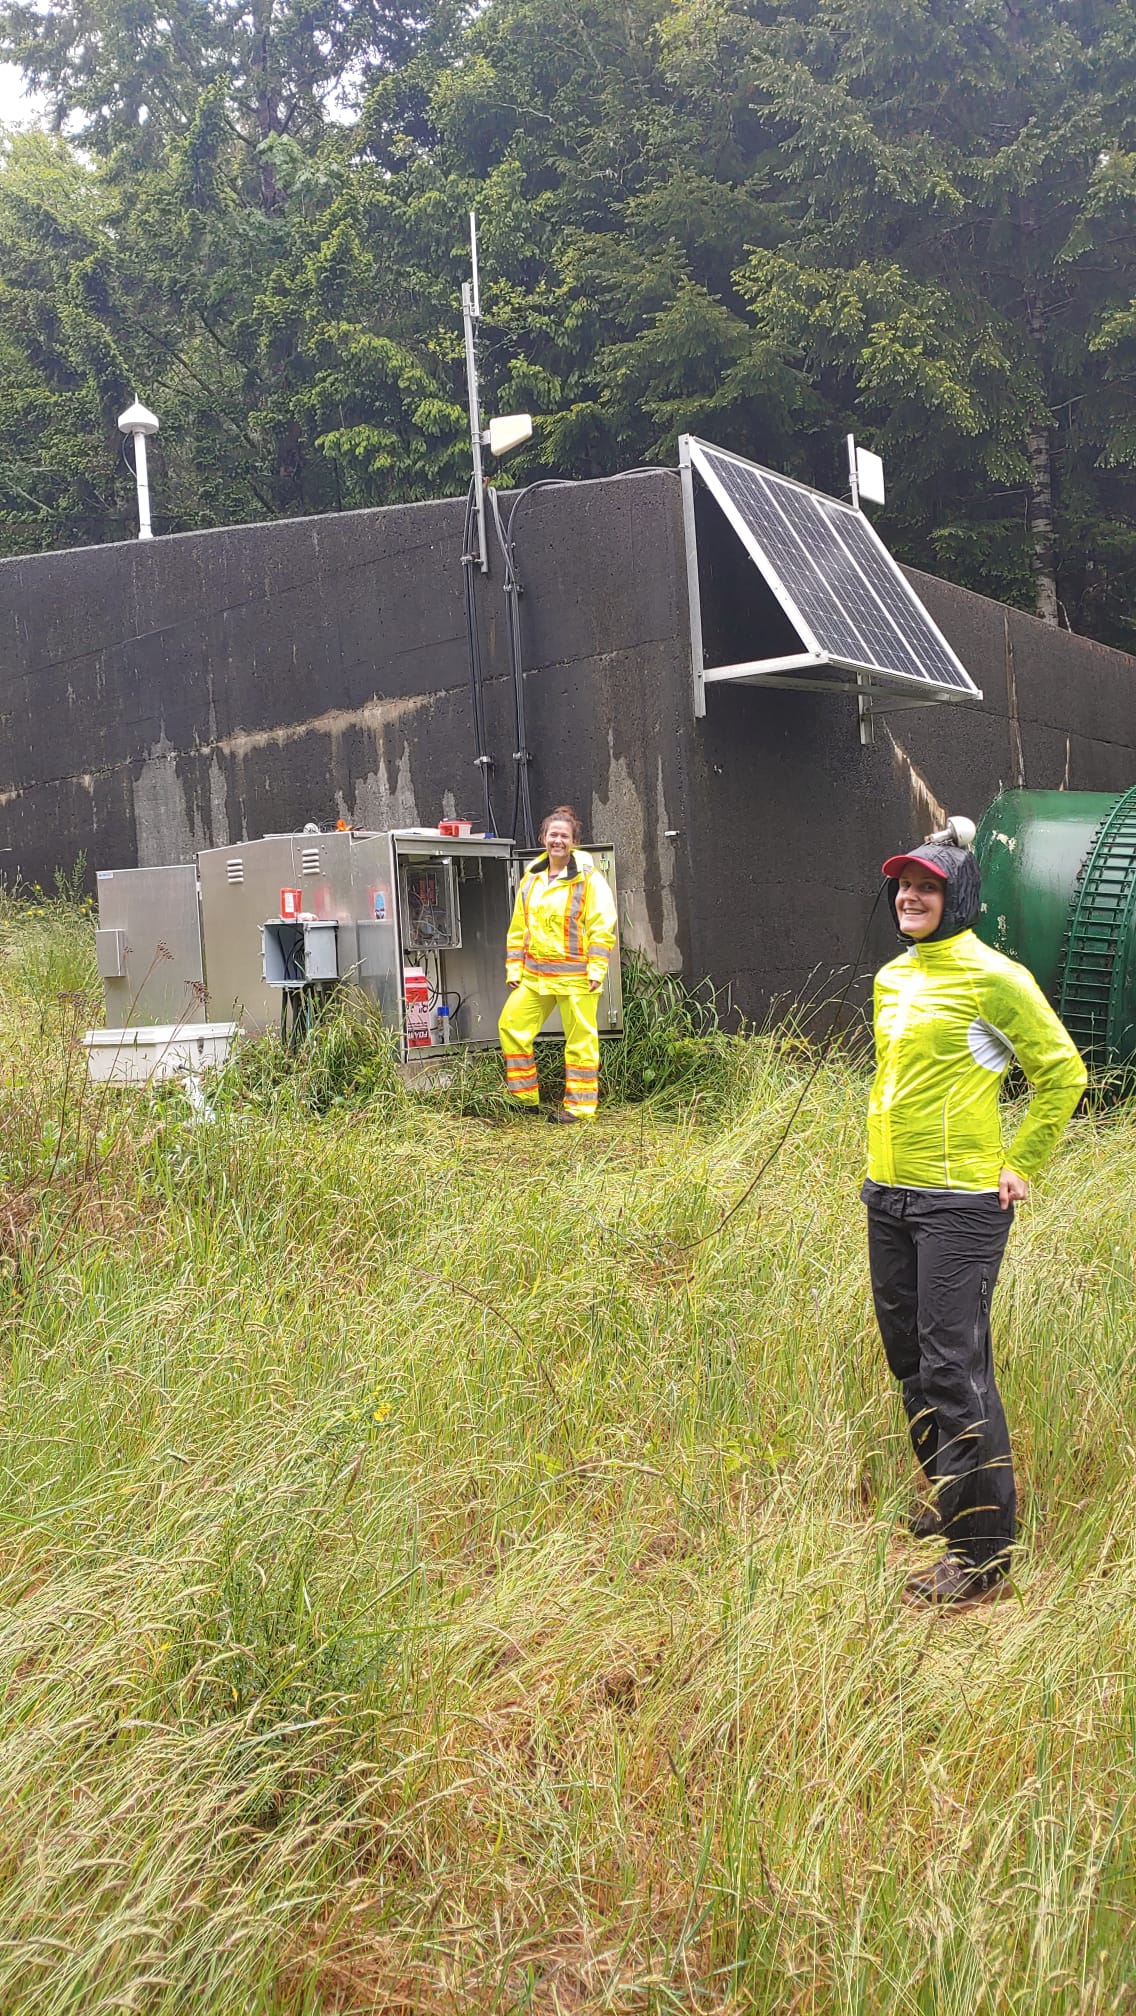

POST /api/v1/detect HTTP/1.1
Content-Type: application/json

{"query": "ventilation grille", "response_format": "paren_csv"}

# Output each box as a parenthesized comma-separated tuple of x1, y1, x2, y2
(1058, 783, 1136, 1063)
(301, 847, 321, 875)
(226, 859, 244, 885)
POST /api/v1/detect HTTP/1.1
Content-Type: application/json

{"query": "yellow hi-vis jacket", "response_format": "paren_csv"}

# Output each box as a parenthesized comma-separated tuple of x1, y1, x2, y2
(506, 849, 617, 993)
(867, 928, 1087, 1191)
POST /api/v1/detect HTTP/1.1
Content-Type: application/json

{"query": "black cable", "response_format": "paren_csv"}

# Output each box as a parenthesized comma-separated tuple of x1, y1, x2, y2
(462, 482, 492, 830)
(487, 486, 536, 848)
(458, 466, 681, 845)
(503, 465, 678, 546)
(671, 882, 888, 1252)
(462, 479, 498, 834)
(485, 467, 675, 846)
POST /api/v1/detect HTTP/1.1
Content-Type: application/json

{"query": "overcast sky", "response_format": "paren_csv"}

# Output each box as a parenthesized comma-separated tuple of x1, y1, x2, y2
(0, 63, 43, 128)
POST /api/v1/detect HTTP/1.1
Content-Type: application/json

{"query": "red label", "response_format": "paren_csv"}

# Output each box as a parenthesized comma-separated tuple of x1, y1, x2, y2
(404, 969, 432, 1046)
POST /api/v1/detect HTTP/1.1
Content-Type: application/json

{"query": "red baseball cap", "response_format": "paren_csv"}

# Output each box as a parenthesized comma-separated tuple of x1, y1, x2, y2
(881, 851, 949, 881)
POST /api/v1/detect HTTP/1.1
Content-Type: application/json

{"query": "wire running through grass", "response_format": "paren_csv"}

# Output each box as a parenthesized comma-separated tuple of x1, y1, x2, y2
(670, 882, 888, 1252)
(446, 1278, 559, 1400)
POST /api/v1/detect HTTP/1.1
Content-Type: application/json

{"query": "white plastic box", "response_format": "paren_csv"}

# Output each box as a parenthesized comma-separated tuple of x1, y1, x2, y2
(82, 1022, 239, 1084)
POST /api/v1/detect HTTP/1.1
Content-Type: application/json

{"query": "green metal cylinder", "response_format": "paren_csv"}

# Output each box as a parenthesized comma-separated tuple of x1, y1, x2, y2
(975, 786, 1136, 1067)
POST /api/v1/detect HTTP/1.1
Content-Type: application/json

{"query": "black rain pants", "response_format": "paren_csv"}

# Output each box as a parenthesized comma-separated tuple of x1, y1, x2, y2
(863, 1183, 1016, 1569)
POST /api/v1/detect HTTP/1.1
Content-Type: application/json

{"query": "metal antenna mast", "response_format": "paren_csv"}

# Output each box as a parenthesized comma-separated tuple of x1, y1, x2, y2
(462, 211, 488, 572)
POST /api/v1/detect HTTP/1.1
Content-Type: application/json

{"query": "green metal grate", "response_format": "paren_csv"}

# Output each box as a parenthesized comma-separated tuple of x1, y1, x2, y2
(1058, 783, 1136, 1062)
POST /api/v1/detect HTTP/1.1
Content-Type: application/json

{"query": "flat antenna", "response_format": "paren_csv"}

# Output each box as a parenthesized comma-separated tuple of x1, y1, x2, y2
(847, 432, 886, 510)
(470, 210, 481, 319)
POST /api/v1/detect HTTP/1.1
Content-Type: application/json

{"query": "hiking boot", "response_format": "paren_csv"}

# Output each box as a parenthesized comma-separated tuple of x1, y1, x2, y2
(546, 1107, 581, 1125)
(908, 1502, 942, 1541)
(902, 1555, 1012, 1611)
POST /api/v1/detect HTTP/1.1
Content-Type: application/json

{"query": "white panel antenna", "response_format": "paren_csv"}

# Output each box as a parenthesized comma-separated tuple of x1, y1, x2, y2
(847, 434, 886, 509)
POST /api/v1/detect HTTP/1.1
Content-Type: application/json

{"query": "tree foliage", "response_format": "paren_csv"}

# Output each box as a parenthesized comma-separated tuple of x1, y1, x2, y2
(2, 0, 1136, 643)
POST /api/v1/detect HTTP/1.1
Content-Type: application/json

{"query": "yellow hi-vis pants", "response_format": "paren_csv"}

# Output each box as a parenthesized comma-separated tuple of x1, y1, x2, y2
(498, 983, 601, 1119)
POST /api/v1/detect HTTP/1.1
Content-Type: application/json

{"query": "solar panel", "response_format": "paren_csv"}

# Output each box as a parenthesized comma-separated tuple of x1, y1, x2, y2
(685, 438, 979, 699)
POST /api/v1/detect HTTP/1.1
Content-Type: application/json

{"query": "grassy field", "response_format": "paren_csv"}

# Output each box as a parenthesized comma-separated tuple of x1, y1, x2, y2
(1, 895, 1134, 2015)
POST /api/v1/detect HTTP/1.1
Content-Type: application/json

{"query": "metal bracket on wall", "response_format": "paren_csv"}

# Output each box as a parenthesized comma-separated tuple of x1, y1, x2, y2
(678, 435, 707, 719)
(857, 674, 875, 747)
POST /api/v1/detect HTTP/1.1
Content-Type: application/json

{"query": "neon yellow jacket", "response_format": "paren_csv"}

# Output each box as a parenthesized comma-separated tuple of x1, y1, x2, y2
(867, 929, 1086, 1190)
(506, 849, 617, 993)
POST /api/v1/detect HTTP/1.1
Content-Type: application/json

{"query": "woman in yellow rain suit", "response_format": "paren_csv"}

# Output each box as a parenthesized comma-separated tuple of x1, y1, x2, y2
(499, 805, 617, 1123)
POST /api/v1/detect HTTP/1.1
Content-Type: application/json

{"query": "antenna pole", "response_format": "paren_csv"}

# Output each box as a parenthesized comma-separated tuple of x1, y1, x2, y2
(134, 431, 154, 540)
(117, 399, 160, 539)
(847, 433, 860, 512)
(463, 211, 488, 572)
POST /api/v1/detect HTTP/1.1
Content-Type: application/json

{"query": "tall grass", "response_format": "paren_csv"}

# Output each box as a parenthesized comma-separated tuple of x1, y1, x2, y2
(436, 953, 745, 1119)
(0, 907, 1133, 2012)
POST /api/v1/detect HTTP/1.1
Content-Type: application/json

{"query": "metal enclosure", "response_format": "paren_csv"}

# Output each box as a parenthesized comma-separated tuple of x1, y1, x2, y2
(976, 787, 1136, 1068)
(975, 791, 1122, 1005)
(198, 830, 398, 1033)
(399, 856, 461, 951)
(392, 834, 516, 1045)
(93, 864, 206, 1026)
(262, 919, 340, 987)
(95, 829, 623, 1058)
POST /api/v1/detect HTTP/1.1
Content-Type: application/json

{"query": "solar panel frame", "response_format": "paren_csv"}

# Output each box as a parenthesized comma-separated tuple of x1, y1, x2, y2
(682, 437, 980, 711)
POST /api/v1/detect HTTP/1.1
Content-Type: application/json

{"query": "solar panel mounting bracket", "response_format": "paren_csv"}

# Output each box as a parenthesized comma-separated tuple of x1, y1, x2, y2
(678, 435, 981, 727)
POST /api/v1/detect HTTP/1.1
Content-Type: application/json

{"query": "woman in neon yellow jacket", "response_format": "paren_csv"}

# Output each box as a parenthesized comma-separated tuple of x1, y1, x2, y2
(864, 834, 1086, 1611)
(498, 805, 617, 1123)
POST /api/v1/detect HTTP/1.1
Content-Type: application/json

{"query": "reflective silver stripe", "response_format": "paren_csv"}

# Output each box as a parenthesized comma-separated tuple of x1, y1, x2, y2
(523, 955, 588, 976)
(566, 877, 587, 958)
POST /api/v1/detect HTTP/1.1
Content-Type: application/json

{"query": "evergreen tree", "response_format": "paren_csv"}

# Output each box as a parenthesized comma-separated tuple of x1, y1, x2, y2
(666, 0, 1136, 631)
(1, 0, 1136, 649)
(0, 130, 134, 549)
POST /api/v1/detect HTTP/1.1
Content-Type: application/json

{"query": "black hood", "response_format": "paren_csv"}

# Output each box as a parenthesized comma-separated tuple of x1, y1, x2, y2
(887, 843, 981, 944)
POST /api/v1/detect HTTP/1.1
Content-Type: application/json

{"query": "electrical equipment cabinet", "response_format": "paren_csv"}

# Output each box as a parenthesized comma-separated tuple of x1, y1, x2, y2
(399, 857, 461, 951)
(197, 830, 394, 1033)
(390, 834, 517, 1047)
(93, 862, 206, 1027)
(92, 829, 624, 1064)
(262, 919, 340, 988)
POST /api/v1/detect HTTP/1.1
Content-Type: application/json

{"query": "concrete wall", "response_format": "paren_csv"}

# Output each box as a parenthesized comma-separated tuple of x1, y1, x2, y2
(2, 470, 1134, 1019)
(681, 531, 1136, 1014)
